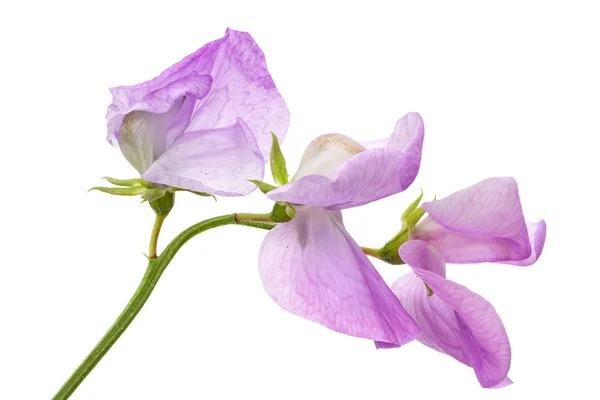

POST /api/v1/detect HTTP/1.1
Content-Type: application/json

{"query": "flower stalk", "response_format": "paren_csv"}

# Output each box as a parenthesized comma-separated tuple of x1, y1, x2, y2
(52, 213, 274, 400)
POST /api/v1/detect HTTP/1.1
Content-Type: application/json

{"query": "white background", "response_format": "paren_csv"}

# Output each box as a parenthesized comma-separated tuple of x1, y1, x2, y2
(1, 1, 598, 399)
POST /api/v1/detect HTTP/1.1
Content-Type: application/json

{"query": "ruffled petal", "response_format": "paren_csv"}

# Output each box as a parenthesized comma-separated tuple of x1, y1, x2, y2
(107, 29, 290, 158)
(259, 206, 420, 346)
(185, 29, 290, 158)
(267, 113, 424, 210)
(107, 74, 212, 146)
(118, 96, 198, 174)
(142, 118, 263, 196)
(394, 241, 511, 388)
(397, 240, 447, 277)
(502, 220, 546, 266)
(414, 177, 532, 263)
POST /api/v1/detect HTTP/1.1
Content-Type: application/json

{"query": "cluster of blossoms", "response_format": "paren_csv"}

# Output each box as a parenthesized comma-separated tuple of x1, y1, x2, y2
(97, 29, 545, 390)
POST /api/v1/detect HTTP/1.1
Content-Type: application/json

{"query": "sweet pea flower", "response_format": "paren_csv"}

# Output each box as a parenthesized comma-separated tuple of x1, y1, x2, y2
(259, 113, 424, 347)
(391, 177, 547, 387)
(411, 177, 546, 265)
(106, 29, 290, 196)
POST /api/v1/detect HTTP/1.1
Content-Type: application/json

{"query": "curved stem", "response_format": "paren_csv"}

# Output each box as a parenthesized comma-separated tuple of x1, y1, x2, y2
(52, 213, 273, 400)
(148, 214, 166, 259)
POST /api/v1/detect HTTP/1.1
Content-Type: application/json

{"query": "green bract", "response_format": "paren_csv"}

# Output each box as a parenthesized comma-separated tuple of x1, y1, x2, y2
(269, 131, 288, 185)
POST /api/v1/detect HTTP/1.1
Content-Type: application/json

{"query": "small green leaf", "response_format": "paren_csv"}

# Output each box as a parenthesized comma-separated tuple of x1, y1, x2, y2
(102, 177, 148, 187)
(88, 186, 144, 196)
(140, 188, 166, 203)
(269, 132, 288, 185)
(401, 189, 424, 222)
(249, 180, 278, 194)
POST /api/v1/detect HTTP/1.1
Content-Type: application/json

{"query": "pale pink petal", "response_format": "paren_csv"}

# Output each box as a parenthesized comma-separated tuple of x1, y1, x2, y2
(117, 96, 199, 174)
(107, 75, 212, 147)
(107, 29, 289, 158)
(142, 118, 263, 196)
(267, 113, 424, 210)
(392, 241, 511, 388)
(397, 240, 447, 277)
(502, 220, 546, 266)
(413, 177, 532, 263)
(259, 206, 420, 346)
(185, 29, 290, 158)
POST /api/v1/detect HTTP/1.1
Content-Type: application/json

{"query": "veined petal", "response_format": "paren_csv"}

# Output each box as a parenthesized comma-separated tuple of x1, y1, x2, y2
(107, 29, 290, 157)
(398, 240, 447, 277)
(502, 220, 546, 266)
(267, 113, 424, 210)
(142, 118, 263, 196)
(118, 95, 198, 174)
(185, 29, 290, 158)
(259, 206, 420, 346)
(107, 74, 212, 146)
(414, 177, 532, 263)
(394, 241, 511, 388)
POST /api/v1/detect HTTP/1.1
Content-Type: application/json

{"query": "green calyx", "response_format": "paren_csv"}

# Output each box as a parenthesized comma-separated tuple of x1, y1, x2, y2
(89, 176, 216, 205)
(270, 202, 294, 223)
(364, 191, 431, 265)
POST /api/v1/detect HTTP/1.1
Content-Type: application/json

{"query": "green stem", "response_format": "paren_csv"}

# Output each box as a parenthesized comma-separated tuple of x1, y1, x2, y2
(52, 213, 274, 400)
(148, 214, 166, 259)
(360, 246, 381, 258)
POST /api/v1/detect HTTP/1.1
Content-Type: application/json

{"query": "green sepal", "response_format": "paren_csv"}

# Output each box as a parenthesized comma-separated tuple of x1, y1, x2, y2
(377, 228, 409, 265)
(403, 194, 435, 232)
(168, 187, 216, 201)
(141, 188, 167, 203)
(102, 177, 148, 187)
(271, 202, 293, 223)
(404, 207, 425, 231)
(149, 191, 174, 216)
(269, 132, 288, 185)
(88, 186, 144, 196)
(285, 204, 296, 219)
(249, 180, 278, 194)
(401, 189, 423, 222)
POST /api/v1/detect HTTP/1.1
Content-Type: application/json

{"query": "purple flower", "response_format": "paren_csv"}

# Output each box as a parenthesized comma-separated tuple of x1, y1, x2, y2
(412, 177, 546, 265)
(259, 113, 424, 347)
(391, 177, 546, 387)
(106, 29, 290, 196)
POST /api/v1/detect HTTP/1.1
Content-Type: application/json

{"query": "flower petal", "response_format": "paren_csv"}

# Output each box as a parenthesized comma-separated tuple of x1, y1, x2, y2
(502, 220, 546, 266)
(292, 134, 365, 181)
(267, 113, 424, 209)
(397, 240, 447, 277)
(107, 29, 290, 157)
(142, 118, 263, 196)
(107, 74, 212, 146)
(414, 177, 532, 263)
(394, 241, 511, 388)
(259, 206, 420, 346)
(185, 29, 290, 158)
(118, 96, 198, 174)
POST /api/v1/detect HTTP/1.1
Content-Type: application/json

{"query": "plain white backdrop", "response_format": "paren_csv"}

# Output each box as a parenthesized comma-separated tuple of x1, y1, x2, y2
(1, 1, 598, 399)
